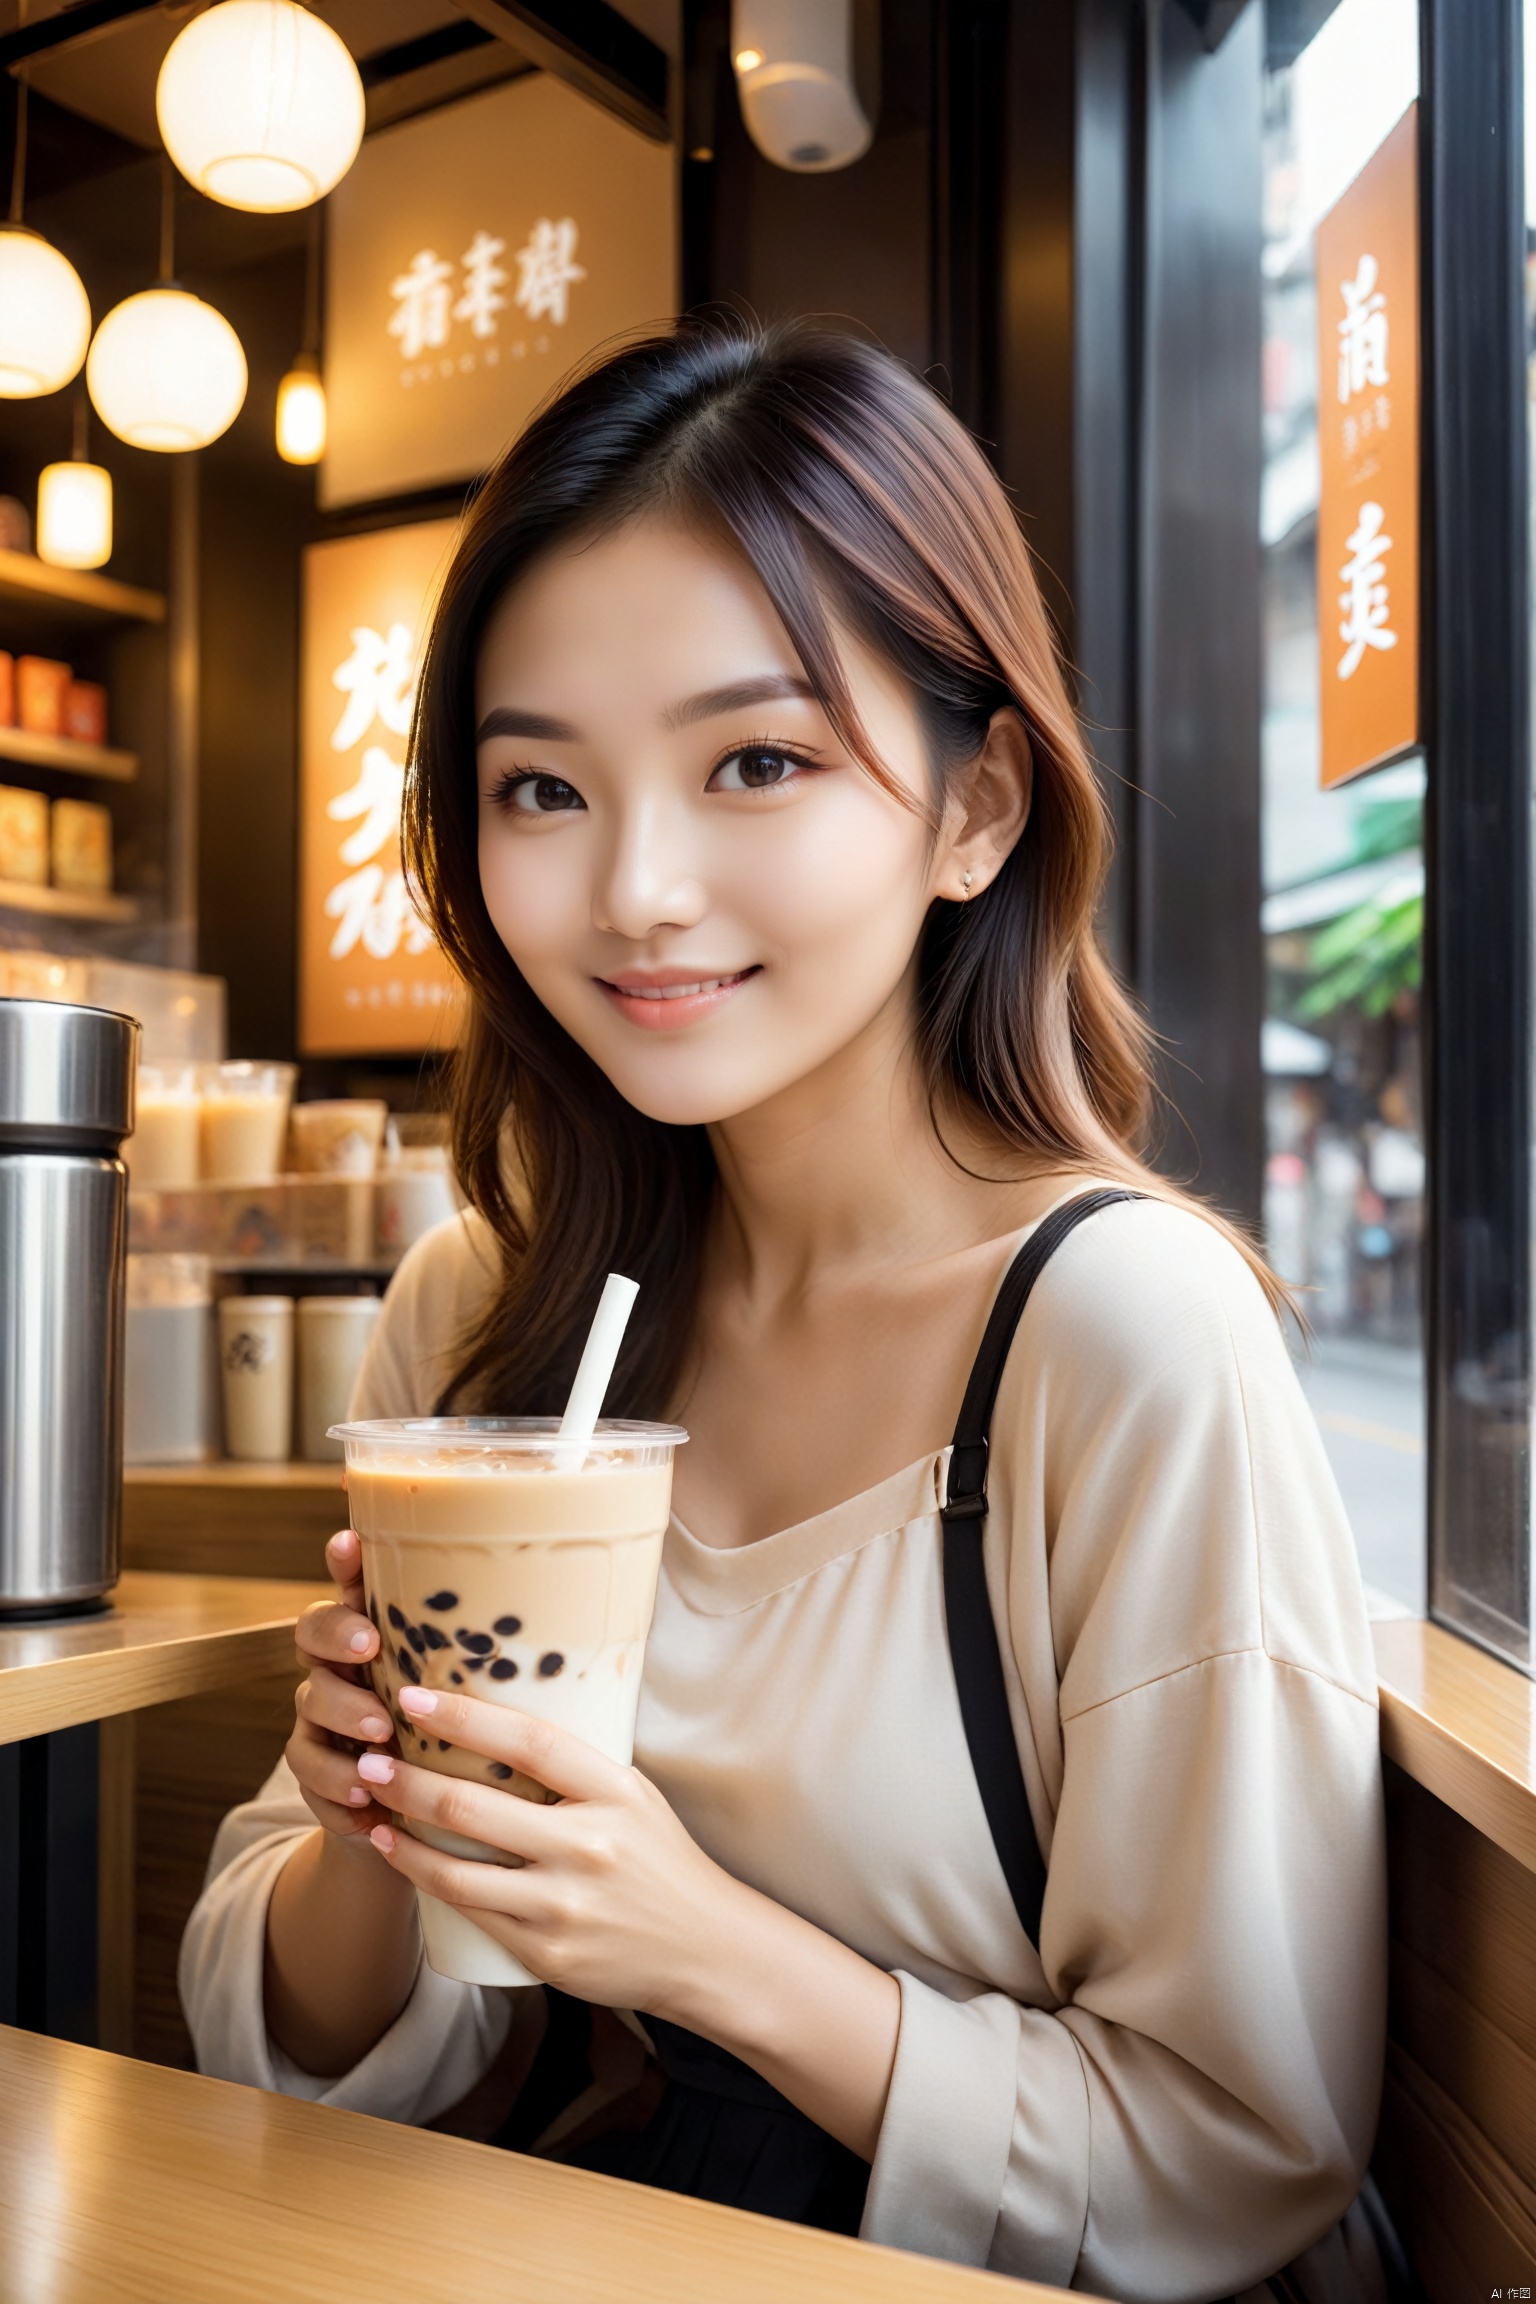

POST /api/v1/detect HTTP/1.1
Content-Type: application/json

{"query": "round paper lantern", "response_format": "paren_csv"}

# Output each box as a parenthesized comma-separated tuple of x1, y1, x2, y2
(87, 289, 248, 452)
(0, 227, 91, 398)
(37, 459, 113, 570)
(275, 354, 326, 464)
(156, 0, 365, 214)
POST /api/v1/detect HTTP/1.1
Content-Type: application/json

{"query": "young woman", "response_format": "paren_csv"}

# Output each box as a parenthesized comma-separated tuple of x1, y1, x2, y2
(183, 325, 1387, 2303)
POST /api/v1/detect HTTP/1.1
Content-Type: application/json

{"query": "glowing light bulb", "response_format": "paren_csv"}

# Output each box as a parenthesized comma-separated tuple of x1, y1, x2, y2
(156, 0, 364, 214)
(275, 356, 326, 464)
(87, 288, 248, 452)
(37, 459, 113, 569)
(0, 227, 91, 398)
(734, 46, 764, 69)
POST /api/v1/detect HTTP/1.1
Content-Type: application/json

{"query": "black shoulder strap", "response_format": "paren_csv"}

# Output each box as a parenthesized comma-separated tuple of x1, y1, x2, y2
(942, 1188, 1143, 1949)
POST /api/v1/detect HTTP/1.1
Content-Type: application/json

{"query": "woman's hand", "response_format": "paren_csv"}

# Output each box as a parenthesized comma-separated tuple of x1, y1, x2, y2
(286, 1528, 397, 1847)
(357, 1685, 901, 2157)
(357, 1686, 738, 2016)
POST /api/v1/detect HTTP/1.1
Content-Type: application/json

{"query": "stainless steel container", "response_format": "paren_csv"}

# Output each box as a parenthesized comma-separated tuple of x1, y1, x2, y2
(0, 998, 137, 1616)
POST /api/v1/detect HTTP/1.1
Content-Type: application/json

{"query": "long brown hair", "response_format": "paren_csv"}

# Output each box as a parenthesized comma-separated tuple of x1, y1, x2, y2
(405, 322, 1280, 1415)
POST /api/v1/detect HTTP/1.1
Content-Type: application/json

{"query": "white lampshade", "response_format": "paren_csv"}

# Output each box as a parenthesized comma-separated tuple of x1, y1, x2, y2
(275, 357, 326, 464)
(156, 0, 365, 214)
(37, 460, 113, 570)
(87, 288, 248, 452)
(0, 227, 91, 398)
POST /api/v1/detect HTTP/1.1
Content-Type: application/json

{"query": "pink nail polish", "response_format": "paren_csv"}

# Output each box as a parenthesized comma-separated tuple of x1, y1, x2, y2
(358, 1752, 394, 1784)
(370, 1825, 396, 1854)
(399, 1686, 437, 1716)
(349, 1629, 373, 1654)
(347, 1786, 369, 1807)
(357, 1715, 389, 1740)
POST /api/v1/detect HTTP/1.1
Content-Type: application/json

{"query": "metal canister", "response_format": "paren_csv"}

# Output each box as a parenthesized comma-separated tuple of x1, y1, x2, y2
(0, 998, 137, 1616)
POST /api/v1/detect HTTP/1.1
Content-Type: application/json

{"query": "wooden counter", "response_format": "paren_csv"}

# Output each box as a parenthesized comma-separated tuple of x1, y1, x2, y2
(0, 1571, 322, 1744)
(1372, 1616, 1536, 1874)
(124, 1463, 345, 1582)
(0, 2027, 1051, 2304)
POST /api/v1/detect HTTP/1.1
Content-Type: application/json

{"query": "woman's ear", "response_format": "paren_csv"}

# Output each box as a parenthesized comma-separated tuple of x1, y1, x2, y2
(933, 707, 1033, 904)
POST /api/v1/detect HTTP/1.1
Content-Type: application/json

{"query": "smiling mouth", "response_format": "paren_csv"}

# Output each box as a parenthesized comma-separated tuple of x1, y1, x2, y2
(596, 966, 760, 1027)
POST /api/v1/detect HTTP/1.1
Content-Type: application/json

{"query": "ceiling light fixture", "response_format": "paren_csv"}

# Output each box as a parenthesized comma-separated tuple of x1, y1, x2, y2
(276, 210, 326, 465)
(86, 164, 247, 453)
(730, 0, 874, 173)
(156, 0, 365, 215)
(0, 81, 92, 399)
(38, 397, 112, 571)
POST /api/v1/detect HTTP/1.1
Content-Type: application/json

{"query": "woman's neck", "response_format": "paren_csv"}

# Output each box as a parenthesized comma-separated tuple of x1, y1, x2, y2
(706, 984, 1059, 1304)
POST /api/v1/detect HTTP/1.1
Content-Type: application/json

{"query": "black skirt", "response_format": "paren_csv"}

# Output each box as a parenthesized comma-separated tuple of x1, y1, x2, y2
(489, 1991, 869, 2237)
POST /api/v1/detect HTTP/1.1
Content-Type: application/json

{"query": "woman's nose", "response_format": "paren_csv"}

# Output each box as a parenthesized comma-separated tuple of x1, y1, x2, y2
(593, 800, 707, 939)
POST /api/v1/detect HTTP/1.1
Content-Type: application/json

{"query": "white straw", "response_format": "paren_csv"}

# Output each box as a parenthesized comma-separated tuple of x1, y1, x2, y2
(557, 1272, 640, 1460)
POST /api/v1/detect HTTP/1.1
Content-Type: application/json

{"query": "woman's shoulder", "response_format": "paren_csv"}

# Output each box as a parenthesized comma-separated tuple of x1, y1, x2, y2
(352, 1206, 502, 1420)
(1026, 1188, 1286, 1386)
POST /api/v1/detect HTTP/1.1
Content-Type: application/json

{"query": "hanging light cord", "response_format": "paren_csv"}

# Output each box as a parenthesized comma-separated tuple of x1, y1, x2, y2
(303, 201, 321, 357)
(9, 75, 27, 226)
(159, 150, 175, 281)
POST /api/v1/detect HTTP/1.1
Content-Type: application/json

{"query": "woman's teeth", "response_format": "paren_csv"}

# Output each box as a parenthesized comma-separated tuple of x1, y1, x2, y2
(619, 973, 747, 999)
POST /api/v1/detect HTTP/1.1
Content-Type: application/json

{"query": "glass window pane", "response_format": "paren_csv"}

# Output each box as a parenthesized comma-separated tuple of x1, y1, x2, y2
(1260, 0, 1424, 1614)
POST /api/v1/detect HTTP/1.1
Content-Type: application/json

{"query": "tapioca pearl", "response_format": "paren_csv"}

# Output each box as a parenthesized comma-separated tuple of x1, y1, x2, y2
(387, 1604, 406, 1631)
(455, 1630, 494, 1655)
(450, 1671, 464, 1686)
(489, 1762, 513, 1780)
(438, 1740, 451, 1753)
(538, 1653, 564, 1678)
(424, 1590, 458, 1613)
(396, 1646, 420, 1684)
(493, 1616, 521, 1636)
(419, 1737, 430, 1752)
(463, 1656, 486, 1672)
(419, 1624, 450, 1652)
(367, 1596, 380, 1630)
(488, 1658, 518, 1681)
(405, 1624, 427, 1656)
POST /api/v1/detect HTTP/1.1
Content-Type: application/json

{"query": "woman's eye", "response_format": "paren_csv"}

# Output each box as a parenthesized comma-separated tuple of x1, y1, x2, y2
(498, 773, 585, 815)
(709, 746, 802, 793)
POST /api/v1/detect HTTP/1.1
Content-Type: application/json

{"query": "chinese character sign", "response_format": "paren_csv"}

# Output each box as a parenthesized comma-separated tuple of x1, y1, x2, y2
(1315, 104, 1419, 790)
(323, 73, 675, 509)
(299, 522, 464, 1055)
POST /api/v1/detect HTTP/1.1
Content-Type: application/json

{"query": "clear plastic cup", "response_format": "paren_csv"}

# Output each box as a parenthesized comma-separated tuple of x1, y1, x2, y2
(330, 1416, 686, 1986)
(288, 1098, 389, 1178)
(126, 1060, 200, 1189)
(198, 1061, 296, 1184)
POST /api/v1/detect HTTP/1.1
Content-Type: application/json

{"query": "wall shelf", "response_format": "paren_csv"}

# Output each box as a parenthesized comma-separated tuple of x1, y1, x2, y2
(0, 549, 165, 629)
(0, 876, 136, 923)
(0, 724, 137, 782)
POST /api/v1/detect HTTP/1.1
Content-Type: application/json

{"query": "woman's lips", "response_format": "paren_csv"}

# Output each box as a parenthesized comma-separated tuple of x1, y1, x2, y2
(596, 966, 759, 1030)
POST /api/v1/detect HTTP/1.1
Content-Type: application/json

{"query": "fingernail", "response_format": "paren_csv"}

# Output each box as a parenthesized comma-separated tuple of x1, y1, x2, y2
(358, 1753, 395, 1784)
(347, 1786, 370, 1807)
(357, 1715, 389, 1740)
(370, 1825, 396, 1855)
(349, 1630, 374, 1654)
(399, 1686, 437, 1716)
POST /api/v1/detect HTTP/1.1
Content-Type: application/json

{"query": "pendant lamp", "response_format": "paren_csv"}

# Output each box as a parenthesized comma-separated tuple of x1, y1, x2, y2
(38, 397, 112, 570)
(0, 83, 91, 399)
(276, 209, 326, 465)
(157, 0, 365, 214)
(87, 167, 247, 452)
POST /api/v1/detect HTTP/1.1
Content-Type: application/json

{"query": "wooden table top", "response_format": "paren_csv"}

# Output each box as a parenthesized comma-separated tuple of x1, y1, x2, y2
(1373, 1615, 1536, 1874)
(0, 2028, 1051, 2304)
(0, 1570, 322, 1744)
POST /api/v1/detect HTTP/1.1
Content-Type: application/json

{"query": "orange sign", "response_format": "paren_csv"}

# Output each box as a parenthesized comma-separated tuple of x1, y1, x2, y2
(1315, 104, 1420, 790)
(321, 73, 676, 509)
(298, 521, 464, 1056)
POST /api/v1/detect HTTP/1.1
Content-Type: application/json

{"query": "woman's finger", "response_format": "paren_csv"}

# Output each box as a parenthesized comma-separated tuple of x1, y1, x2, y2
(296, 1663, 393, 1744)
(325, 1527, 365, 1605)
(296, 1594, 379, 1669)
(369, 1821, 546, 1918)
(395, 1686, 624, 1803)
(355, 1751, 570, 1862)
(287, 1717, 393, 1836)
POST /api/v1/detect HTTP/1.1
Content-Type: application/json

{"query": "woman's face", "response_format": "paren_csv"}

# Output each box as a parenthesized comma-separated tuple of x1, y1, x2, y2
(474, 517, 991, 1128)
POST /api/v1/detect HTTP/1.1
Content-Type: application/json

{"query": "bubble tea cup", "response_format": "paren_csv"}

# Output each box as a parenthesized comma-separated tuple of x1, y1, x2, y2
(332, 1416, 685, 1986)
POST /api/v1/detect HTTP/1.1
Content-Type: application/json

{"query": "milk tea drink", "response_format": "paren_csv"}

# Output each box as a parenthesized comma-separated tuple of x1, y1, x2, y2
(333, 1417, 684, 1986)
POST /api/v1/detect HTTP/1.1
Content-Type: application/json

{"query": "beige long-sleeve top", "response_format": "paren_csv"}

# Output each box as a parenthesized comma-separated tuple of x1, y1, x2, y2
(181, 1195, 1386, 2304)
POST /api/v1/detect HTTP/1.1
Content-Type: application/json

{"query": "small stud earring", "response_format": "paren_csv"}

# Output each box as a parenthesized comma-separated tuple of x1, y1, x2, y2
(961, 870, 975, 895)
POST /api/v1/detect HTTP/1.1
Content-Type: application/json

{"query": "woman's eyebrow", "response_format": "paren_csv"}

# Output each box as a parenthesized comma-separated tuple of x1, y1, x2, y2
(664, 674, 816, 728)
(477, 706, 579, 742)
